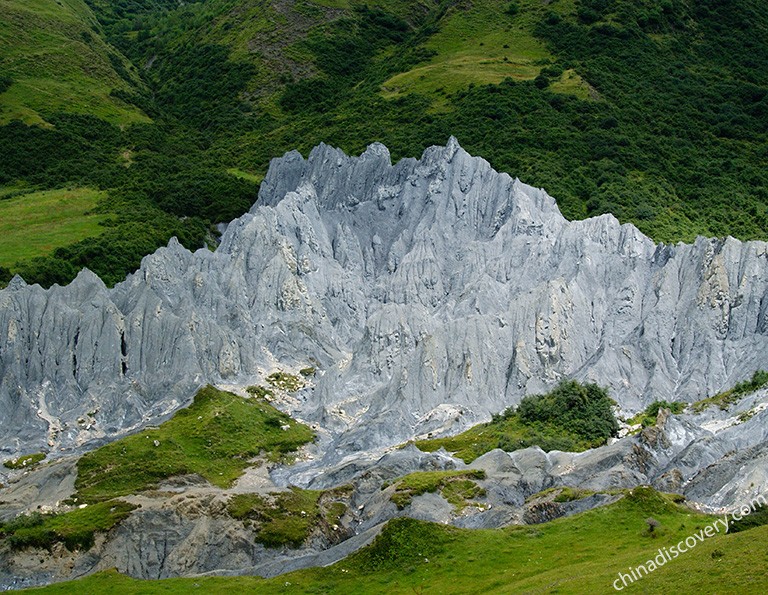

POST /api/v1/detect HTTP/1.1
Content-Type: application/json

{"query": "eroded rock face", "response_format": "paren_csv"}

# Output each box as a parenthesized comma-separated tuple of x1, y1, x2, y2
(2, 139, 768, 463)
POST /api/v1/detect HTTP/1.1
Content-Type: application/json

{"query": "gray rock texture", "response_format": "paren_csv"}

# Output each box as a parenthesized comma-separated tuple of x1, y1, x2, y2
(2, 138, 768, 466)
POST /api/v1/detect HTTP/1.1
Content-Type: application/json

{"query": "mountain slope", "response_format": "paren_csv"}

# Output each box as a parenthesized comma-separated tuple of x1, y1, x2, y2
(0, 0, 149, 126)
(2, 0, 768, 288)
(19, 490, 768, 593)
(4, 378, 768, 589)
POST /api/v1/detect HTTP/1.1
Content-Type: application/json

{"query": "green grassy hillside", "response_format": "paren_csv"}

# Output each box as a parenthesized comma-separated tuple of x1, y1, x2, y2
(380, 0, 553, 100)
(75, 385, 315, 502)
(0, 0, 148, 126)
(24, 487, 768, 593)
(0, 385, 315, 555)
(1, 0, 767, 288)
(0, 187, 106, 267)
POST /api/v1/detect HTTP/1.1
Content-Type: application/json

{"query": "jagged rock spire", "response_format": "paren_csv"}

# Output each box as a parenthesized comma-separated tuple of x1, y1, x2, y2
(2, 139, 768, 458)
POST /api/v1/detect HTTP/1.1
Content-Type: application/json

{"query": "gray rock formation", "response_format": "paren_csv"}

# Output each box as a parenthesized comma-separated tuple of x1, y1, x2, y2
(2, 138, 768, 467)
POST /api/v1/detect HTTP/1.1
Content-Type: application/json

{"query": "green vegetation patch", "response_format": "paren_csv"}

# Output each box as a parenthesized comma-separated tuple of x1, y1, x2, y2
(554, 487, 598, 503)
(417, 380, 618, 463)
(266, 371, 304, 392)
(228, 486, 349, 548)
(245, 385, 274, 399)
(548, 68, 596, 100)
(0, 113, 257, 287)
(691, 370, 768, 413)
(629, 400, 687, 428)
(229, 488, 322, 548)
(75, 385, 314, 502)
(226, 168, 264, 184)
(0, 0, 149, 126)
(3, 452, 46, 470)
(6, 0, 768, 289)
(389, 469, 486, 511)
(380, 0, 552, 101)
(353, 516, 457, 572)
(527, 486, 601, 504)
(0, 501, 136, 551)
(0, 188, 107, 268)
(728, 501, 768, 534)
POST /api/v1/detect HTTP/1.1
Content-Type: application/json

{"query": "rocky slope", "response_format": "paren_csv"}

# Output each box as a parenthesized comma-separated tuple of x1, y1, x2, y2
(2, 139, 768, 467)
(1, 386, 767, 589)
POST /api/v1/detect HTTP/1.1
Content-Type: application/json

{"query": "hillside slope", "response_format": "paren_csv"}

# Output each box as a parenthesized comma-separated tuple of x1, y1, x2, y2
(3, 378, 768, 590)
(19, 489, 768, 593)
(0, 0, 149, 126)
(1, 0, 767, 288)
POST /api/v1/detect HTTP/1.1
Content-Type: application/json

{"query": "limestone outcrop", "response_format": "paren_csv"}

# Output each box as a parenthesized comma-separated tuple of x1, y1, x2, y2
(2, 138, 768, 463)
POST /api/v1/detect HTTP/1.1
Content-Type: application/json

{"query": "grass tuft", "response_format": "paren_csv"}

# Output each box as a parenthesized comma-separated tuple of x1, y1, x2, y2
(228, 486, 349, 548)
(266, 371, 305, 392)
(0, 501, 136, 551)
(389, 470, 486, 511)
(3, 452, 46, 470)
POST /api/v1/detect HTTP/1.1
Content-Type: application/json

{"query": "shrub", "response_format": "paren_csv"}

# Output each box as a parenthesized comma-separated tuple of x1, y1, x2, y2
(418, 381, 619, 461)
(728, 502, 768, 534)
(636, 400, 686, 427)
(516, 380, 619, 444)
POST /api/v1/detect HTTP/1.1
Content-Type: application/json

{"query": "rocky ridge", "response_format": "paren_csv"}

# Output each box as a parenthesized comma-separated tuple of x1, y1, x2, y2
(2, 139, 768, 465)
(2, 138, 768, 588)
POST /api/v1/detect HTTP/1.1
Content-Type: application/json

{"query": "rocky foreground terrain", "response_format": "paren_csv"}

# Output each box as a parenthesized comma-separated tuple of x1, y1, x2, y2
(1, 384, 766, 589)
(1, 140, 768, 588)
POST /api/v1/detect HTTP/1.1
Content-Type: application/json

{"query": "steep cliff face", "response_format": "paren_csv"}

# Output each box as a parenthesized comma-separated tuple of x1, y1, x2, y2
(2, 139, 768, 461)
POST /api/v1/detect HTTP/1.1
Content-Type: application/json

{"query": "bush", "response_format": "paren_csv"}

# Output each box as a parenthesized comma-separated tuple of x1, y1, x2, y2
(728, 501, 768, 534)
(418, 381, 619, 461)
(516, 380, 619, 444)
(0, 266, 12, 287)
